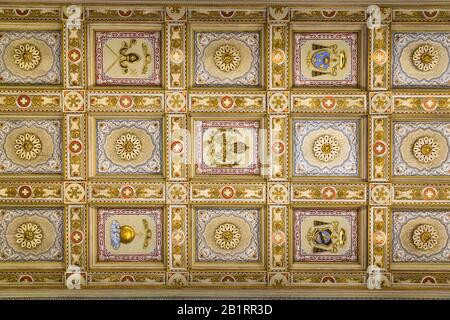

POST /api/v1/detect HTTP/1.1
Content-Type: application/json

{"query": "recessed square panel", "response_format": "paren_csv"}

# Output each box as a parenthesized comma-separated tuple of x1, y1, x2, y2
(293, 32, 358, 87)
(194, 208, 262, 264)
(193, 31, 262, 87)
(0, 208, 64, 263)
(97, 208, 163, 263)
(95, 31, 161, 86)
(0, 30, 62, 85)
(392, 32, 450, 88)
(194, 119, 261, 175)
(0, 119, 62, 174)
(393, 121, 450, 176)
(95, 119, 162, 175)
(293, 119, 360, 176)
(392, 210, 450, 264)
(293, 209, 358, 262)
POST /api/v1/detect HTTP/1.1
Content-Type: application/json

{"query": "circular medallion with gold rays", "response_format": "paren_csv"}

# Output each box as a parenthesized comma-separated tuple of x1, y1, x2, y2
(13, 43, 41, 71)
(214, 44, 241, 72)
(15, 222, 43, 250)
(412, 44, 439, 72)
(312, 135, 340, 162)
(412, 136, 439, 163)
(214, 222, 241, 250)
(412, 224, 439, 251)
(3, 125, 56, 169)
(14, 132, 42, 160)
(399, 128, 448, 171)
(399, 216, 448, 258)
(114, 133, 142, 161)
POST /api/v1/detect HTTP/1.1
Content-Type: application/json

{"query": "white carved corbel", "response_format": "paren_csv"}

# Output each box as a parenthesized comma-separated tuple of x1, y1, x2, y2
(64, 5, 82, 30)
(65, 265, 84, 290)
(366, 265, 391, 290)
(366, 5, 382, 29)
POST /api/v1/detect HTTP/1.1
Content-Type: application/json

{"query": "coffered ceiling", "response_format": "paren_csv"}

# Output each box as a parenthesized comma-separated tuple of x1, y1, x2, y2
(0, 1, 449, 298)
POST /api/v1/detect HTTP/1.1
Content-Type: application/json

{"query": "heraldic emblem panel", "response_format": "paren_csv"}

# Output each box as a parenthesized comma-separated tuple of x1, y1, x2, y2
(0, 2, 448, 297)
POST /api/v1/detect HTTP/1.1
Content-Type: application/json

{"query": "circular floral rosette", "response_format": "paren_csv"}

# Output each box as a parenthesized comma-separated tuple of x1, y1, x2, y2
(412, 224, 439, 251)
(115, 133, 142, 161)
(412, 44, 439, 72)
(412, 136, 439, 163)
(312, 135, 341, 162)
(13, 43, 41, 71)
(214, 44, 241, 72)
(14, 132, 42, 160)
(214, 223, 241, 250)
(15, 222, 43, 249)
